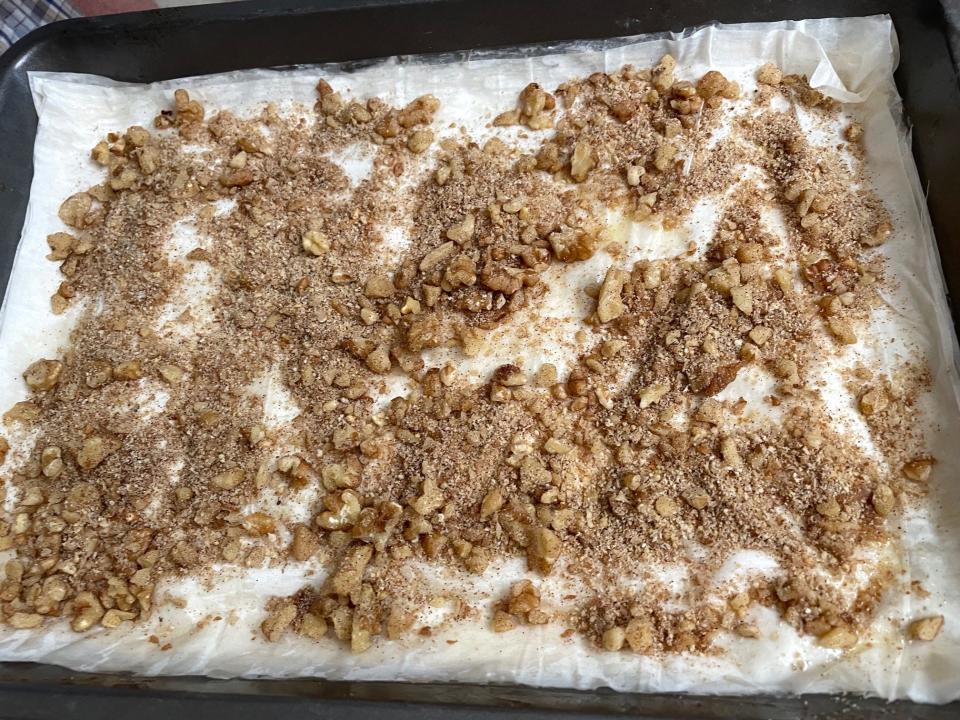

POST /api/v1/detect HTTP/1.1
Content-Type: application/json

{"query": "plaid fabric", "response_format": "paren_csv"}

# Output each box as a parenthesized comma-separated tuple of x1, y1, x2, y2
(0, 0, 79, 54)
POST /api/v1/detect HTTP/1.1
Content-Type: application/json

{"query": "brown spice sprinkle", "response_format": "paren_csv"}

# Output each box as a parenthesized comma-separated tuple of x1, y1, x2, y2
(0, 57, 938, 659)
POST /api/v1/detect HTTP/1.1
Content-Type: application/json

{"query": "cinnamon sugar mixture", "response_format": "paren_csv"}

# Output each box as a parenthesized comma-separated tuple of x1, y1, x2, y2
(0, 58, 942, 654)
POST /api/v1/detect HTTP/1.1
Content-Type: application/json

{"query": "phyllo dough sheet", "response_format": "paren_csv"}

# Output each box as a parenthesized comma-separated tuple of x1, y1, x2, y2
(1, 15, 959, 704)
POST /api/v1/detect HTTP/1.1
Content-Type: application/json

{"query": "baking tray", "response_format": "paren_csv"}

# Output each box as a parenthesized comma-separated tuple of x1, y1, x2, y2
(0, 0, 959, 718)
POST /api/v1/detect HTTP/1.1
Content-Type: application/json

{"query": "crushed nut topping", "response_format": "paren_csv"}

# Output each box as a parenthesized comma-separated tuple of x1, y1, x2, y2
(0, 53, 934, 668)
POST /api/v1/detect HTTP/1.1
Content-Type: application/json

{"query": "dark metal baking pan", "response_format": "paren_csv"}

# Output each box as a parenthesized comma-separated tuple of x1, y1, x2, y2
(1, 1, 959, 718)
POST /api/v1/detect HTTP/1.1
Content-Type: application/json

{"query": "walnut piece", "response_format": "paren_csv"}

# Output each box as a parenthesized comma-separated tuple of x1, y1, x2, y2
(411, 477, 444, 516)
(58, 192, 93, 229)
(290, 525, 321, 561)
(261, 603, 297, 642)
(446, 214, 476, 245)
(625, 618, 654, 651)
(570, 141, 596, 183)
(480, 488, 504, 519)
(818, 625, 857, 649)
(46, 232, 76, 261)
(420, 241, 456, 271)
(327, 544, 373, 596)
(23, 359, 63, 392)
(871, 484, 895, 516)
(302, 230, 330, 257)
(211, 467, 245, 490)
(602, 626, 626, 651)
(596, 267, 628, 323)
(828, 317, 857, 345)
(902, 458, 934, 483)
(77, 435, 114, 470)
(756, 63, 783, 85)
(526, 526, 561, 573)
(492, 609, 517, 632)
(858, 387, 888, 417)
(908, 615, 944, 641)
(407, 129, 434, 154)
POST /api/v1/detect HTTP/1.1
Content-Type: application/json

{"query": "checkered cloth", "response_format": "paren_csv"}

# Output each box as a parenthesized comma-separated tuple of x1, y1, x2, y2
(0, 0, 78, 54)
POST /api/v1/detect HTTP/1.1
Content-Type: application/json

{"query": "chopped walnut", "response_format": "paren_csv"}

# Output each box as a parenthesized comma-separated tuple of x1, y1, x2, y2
(397, 95, 440, 127)
(548, 228, 596, 262)
(526, 526, 561, 573)
(327, 544, 373, 596)
(493, 109, 520, 126)
(158, 364, 185, 384)
(58, 192, 93, 229)
(411, 477, 444, 516)
(719, 437, 741, 467)
(902, 458, 934, 483)
(23, 359, 62, 392)
(730, 285, 753, 314)
(818, 625, 857, 650)
(290, 525, 321, 561)
(302, 230, 330, 257)
(101, 609, 137, 629)
(570, 142, 596, 183)
(748, 325, 772, 346)
(534, 363, 558, 387)
(596, 267, 628, 323)
(683, 488, 710, 510)
(858, 387, 888, 417)
(70, 592, 105, 632)
(173, 88, 204, 125)
(364, 274, 396, 299)
(4, 401, 40, 424)
(40, 446, 63, 479)
(46, 232, 76, 261)
(871, 484, 895, 516)
(625, 618, 654, 651)
(653, 143, 677, 172)
(211, 467, 245, 490)
(446, 214, 476, 245)
(219, 169, 254, 187)
(76, 435, 114, 470)
(861, 221, 892, 247)
(735, 623, 760, 639)
(515, 83, 555, 129)
(602, 626, 626, 651)
(816, 496, 842, 518)
(694, 398, 724, 425)
(637, 383, 669, 409)
(756, 63, 783, 85)
(480, 488, 504, 520)
(7, 612, 44, 630)
(773, 358, 800, 385)
(50, 292, 69, 314)
(365, 345, 392, 374)
(420, 241, 456, 271)
(654, 496, 679, 517)
(625, 164, 644, 187)
(908, 615, 944, 641)
(261, 603, 297, 642)
(652, 54, 676, 93)
(697, 70, 733, 99)
(407, 129, 434, 154)
(543, 437, 572, 455)
(113, 360, 142, 381)
(844, 122, 864, 143)
(827, 317, 857, 345)
(492, 609, 517, 633)
(316, 491, 361, 529)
